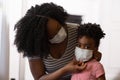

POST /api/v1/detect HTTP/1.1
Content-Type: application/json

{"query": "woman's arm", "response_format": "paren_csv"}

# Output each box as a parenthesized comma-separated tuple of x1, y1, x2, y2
(97, 74, 106, 80)
(28, 59, 45, 80)
(29, 59, 67, 80)
(28, 59, 86, 80)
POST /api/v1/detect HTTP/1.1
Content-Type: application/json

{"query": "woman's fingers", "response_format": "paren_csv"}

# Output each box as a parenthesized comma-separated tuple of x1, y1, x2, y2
(77, 62, 87, 72)
(64, 60, 87, 73)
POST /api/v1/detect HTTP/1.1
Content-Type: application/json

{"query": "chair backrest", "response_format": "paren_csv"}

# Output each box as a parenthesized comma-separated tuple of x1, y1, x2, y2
(66, 14, 82, 25)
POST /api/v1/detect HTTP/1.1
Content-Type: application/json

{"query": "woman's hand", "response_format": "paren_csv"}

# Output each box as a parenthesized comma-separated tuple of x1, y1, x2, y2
(63, 59, 87, 73)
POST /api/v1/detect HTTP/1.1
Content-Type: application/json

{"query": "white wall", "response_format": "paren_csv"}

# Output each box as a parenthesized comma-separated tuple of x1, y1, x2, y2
(9, 0, 22, 80)
(99, 0, 120, 80)
(0, 7, 2, 54)
(0, 0, 9, 80)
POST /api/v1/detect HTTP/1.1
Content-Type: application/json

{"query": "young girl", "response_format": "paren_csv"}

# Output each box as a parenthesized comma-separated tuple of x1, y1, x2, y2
(71, 23, 106, 80)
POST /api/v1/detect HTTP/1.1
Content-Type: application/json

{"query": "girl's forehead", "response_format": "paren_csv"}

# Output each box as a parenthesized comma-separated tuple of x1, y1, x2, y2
(78, 36, 95, 44)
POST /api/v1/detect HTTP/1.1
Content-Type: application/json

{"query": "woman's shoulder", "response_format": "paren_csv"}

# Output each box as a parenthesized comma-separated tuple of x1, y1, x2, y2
(28, 56, 41, 60)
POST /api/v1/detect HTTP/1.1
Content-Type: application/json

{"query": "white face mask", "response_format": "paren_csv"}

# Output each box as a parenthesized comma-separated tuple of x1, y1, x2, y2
(49, 27, 67, 43)
(75, 47, 93, 62)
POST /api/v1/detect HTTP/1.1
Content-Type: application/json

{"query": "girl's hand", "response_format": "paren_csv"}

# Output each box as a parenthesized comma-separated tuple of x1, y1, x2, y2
(63, 59, 87, 73)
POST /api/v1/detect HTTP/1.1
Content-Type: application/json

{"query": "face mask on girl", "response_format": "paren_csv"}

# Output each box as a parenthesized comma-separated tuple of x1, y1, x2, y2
(75, 47, 93, 62)
(49, 27, 67, 43)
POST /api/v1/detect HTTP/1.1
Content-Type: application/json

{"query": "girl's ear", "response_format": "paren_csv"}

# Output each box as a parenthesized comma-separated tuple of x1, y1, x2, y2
(95, 47, 98, 51)
(93, 47, 102, 61)
(93, 46, 98, 51)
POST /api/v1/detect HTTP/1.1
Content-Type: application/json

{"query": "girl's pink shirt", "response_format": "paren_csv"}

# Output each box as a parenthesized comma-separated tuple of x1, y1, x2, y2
(71, 59, 105, 80)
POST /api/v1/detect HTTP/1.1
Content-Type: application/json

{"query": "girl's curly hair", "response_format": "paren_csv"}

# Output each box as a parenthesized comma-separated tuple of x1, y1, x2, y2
(14, 2, 68, 58)
(78, 23, 105, 47)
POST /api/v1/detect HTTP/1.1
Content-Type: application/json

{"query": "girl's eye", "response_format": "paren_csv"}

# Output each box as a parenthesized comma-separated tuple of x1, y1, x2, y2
(85, 45, 90, 49)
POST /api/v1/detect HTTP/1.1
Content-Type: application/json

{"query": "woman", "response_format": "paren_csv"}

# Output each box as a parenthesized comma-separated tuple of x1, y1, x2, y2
(14, 2, 101, 80)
